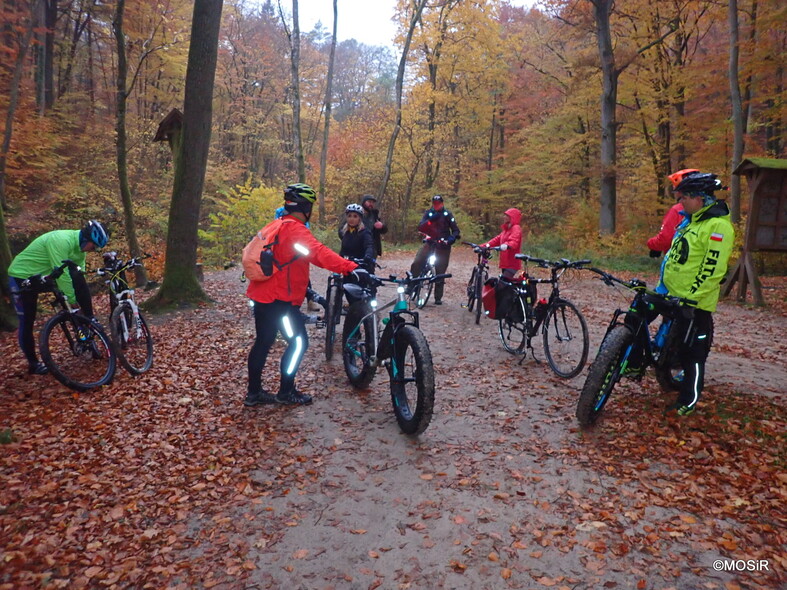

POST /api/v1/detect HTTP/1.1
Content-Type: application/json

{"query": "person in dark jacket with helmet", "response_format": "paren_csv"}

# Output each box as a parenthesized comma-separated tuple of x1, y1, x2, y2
(359, 195, 387, 257)
(8, 220, 109, 375)
(656, 172, 734, 416)
(409, 195, 461, 305)
(339, 203, 376, 273)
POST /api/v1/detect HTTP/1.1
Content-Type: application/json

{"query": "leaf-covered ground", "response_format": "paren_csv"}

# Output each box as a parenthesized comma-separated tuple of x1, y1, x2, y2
(1, 250, 785, 589)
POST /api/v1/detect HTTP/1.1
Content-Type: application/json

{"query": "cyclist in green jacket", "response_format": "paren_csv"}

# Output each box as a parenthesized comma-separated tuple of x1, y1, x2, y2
(656, 173, 734, 416)
(8, 221, 109, 375)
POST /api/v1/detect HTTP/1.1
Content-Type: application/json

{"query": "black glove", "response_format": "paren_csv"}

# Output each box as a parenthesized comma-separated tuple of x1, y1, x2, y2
(649, 249, 661, 258)
(446, 236, 456, 245)
(347, 267, 370, 286)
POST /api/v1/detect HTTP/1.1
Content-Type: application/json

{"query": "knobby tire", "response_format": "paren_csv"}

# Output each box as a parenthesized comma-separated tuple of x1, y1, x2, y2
(389, 325, 435, 435)
(40, 312, 116, 392)
(110, 303, 154, 375)
(474, 268, 486, 325)
(466, 267, 478, 313)
(498, 295, 528, 354)
(576, 325, 633, 427)
(342, 301, 377, 389)
(324, 281, 342, 361)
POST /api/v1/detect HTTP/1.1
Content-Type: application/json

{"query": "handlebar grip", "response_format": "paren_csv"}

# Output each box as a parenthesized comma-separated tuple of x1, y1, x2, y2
(432, 273, 452, 281)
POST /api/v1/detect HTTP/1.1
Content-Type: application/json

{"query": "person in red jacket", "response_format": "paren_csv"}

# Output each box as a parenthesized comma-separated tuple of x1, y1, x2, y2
(483, 208, 524, 278)
(245, 183, 361, 407)
(647, 169, 699, 257)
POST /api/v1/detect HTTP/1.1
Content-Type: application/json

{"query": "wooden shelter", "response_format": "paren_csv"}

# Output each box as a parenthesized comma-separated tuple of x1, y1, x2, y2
(724, 157, 787, 305)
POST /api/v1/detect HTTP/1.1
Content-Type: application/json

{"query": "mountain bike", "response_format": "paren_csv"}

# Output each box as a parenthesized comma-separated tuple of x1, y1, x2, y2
(341, 271, 452, 435)
(409, 233, 445, 309)
(495, 255, 591, 378)
(575, 268, 697, 427)
(462, 242, 500, 324)
(25, 260, 116, 391)
(96, 252, 153, 375)
(323, 258, 374, 361)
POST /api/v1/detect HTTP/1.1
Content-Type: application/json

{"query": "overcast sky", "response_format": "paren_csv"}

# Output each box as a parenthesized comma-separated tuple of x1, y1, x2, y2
(292, 0, 538, 47)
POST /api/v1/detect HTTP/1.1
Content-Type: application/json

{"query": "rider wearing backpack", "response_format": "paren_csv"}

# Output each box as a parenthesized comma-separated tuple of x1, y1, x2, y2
(245, 183, 361, 407)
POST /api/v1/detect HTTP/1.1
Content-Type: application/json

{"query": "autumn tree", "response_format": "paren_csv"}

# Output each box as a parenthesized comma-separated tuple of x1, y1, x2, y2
(147, 0, 224, 308)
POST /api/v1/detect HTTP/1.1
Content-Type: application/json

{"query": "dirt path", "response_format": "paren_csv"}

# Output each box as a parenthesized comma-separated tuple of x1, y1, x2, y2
(1, 250, 784, 589)
(228, 251, 786, 589)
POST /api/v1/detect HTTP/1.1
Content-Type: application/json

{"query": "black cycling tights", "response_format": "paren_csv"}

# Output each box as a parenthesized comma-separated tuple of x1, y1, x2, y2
(248, 300, 308, 396)
(675, 309, 714, 409)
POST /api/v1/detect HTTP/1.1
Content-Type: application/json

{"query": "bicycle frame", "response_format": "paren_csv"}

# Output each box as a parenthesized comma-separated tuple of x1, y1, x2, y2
(97, 254, 149, 343)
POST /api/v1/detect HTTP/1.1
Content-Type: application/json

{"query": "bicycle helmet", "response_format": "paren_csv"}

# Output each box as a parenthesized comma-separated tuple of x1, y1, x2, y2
(345, 203, 364, 215)
(283, 183, 317, 217)
(674, 172, 724, 198)
(80, 220, 109, 249)
(432, 195, 444, 203)
(667, 168, 700, 189)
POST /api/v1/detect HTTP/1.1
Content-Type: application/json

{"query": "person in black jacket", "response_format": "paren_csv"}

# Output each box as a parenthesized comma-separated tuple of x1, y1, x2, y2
(409, 195, 460, 305)
(360, 195, 388, 257)
(339, 204, 375, 272)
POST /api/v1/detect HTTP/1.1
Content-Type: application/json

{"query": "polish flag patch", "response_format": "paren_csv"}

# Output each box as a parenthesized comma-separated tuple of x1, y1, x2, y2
(710, 233, 724, 242)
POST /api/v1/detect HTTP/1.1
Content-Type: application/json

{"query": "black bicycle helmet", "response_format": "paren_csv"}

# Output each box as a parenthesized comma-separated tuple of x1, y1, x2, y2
(674, 172, 724, 197)
(283, 183, 317, 217)
(80, 220, 109, 249)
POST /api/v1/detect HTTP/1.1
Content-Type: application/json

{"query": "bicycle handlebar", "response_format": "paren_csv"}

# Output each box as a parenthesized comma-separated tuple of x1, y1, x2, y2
(96, 252, 151, 276)
(586, 267, 698, 307)
(463, 241, 501, 252)
(515, 254, 592, 270)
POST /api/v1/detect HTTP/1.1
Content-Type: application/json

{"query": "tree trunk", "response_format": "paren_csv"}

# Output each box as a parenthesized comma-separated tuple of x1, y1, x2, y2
(0, 0, 41, 212)
(113, 0, 148, 287)
(290, 0, 306, 182)
(379, 0, 428, 204)
(318, 0, 337, 224)
(728, 0, 744, 223)
(146, 0, 223, 309)
(593, 0, 618, 234)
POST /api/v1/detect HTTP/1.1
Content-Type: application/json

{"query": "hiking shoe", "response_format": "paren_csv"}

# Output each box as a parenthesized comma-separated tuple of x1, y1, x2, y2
(434, 300, 443, 305)
(244, 389, 277, 406)
(28, 362, 49, 375)
(664, 401, 696, 416)
(276, 388, 313, 405)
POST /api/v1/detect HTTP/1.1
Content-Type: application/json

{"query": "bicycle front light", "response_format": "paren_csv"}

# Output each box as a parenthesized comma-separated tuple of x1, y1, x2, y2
(370, 299, 378, 308)
(428, 254, 436, 265)
(397, 286, 405, 294)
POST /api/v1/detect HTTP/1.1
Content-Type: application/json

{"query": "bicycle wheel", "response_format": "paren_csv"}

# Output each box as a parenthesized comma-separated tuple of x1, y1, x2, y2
(342, 301, 377, 389)
(40, 312, 116, 392)
(576, 325, 633, 427)
(474, 268, 486, 325)
(389, 325, 435, 435)
(542, 299, 589, 378)
(414, 267, 434, 309)
(498, 296, 528, 353)
(324, 281, 342, 361)
(466, 267, 478, 312)
(110, 302, 153, 375)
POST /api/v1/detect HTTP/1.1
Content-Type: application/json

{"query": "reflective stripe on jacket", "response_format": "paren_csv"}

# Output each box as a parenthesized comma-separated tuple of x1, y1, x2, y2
(246, 215, 357, 305)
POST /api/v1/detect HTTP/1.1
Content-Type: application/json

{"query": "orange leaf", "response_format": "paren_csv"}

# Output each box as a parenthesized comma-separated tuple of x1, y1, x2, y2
(488, 552, 499, 562)
(293, 549, 308, 559)
(637, 580, 647, 589)
(536, 576, 557, 586)
(501, 568, 512, 579)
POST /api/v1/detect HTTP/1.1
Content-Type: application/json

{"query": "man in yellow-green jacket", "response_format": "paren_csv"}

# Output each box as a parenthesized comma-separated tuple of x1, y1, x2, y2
(657, 172, 734, 416)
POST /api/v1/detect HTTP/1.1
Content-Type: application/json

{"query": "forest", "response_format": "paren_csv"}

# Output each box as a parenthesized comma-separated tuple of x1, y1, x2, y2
(0, 0, 785, 305)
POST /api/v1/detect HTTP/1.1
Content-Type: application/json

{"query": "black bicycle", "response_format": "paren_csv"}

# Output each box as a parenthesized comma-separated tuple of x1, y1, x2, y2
(409, 233, 445, 309)
(341, 272, 451, 435)
(323, 258, 374, 361)
(495, 255, 590, 378)
(27, 260, 116, 391)
(575, 268, 697, 427)
(462, 242, 500, 324)
(96, 252, 153, 375)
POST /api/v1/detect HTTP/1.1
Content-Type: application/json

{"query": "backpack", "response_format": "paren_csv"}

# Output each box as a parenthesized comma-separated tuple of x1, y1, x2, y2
(241, 218, 300, 282)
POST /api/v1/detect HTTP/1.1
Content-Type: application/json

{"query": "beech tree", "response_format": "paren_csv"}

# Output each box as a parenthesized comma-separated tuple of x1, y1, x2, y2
(147, 0, 224, 308)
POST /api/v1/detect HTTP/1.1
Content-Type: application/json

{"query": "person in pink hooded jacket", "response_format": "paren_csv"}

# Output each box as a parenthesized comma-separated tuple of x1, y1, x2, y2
(647, 169, 699, 257)
(483, 208, 524, 278)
